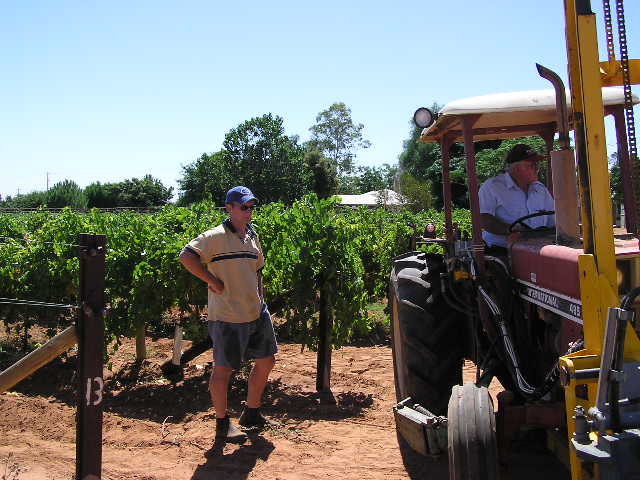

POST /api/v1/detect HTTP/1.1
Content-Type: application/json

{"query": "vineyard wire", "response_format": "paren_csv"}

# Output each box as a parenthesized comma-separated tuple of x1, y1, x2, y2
(0, 298, 79, 310)
(0, 236, 85, 249)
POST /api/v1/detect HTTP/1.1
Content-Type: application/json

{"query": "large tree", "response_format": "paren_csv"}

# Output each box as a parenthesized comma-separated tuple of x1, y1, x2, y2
(85, 175, 173, 208)
(308, 102, 371, 175)
(398, 103, 446, 181)
(177, 151, 230, 206)
(223, 113, 311, 205)
(84, 181, 124, 208)
(46, 180, 87, 209)
(397, 104, 456, 207)
(357, 164, 397, 193)
(305, 150, 338, 199)
(116, 175, 173, 207)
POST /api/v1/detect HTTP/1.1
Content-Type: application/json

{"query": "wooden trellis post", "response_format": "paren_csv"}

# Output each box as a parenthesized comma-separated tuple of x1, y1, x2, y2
(76, 233, 106, 480)
(316, 281, 333, 396)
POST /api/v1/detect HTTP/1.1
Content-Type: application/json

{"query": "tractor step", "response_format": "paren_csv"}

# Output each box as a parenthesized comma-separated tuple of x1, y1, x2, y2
(393, 397, 448, 457)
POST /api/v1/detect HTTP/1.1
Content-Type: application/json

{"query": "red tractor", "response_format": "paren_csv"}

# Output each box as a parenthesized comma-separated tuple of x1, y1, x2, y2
(390, 2, 640, 479)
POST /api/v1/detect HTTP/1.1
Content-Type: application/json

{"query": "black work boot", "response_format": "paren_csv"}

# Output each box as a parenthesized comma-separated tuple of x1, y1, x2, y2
(215, 417, 247, 442)
(239, 407, 281, 429)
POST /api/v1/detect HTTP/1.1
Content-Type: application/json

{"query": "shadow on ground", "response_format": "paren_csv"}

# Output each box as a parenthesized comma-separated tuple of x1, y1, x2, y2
(190, 432, 275, 480)
(10, 357, 374, 424)
(396, 430, 569, 480)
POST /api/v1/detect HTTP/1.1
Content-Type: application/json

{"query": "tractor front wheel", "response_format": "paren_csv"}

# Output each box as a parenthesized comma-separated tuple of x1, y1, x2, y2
(448, 382, 500, 480)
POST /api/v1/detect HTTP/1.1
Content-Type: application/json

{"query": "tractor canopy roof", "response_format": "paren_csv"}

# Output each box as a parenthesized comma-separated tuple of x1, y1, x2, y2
(420, 87, 638, 143)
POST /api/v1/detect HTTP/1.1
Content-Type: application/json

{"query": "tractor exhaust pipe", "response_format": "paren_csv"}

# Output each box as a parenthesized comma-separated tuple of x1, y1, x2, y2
(537, 64, 580, 246)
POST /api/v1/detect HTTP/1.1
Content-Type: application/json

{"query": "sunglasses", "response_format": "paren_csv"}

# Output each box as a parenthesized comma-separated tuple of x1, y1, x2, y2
(238, 204, 256, 211)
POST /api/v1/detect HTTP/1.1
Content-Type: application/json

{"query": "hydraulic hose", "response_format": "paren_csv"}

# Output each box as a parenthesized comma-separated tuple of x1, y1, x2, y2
(439, 273, 474, 316)
(478, 284, 536, 395)
(472, 256, 570, 398)
(620, 286, 640, 310)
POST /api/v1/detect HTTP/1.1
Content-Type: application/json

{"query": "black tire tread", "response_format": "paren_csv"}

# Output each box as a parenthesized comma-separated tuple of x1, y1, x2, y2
(448, 383, 499, 480)
(390, 251, 465, 416)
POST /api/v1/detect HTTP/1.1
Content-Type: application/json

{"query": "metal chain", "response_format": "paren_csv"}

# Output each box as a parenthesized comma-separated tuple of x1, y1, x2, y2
(614, 0, 640, 217)
(615, 0, 637, 161)
(603, 0, 616, 62)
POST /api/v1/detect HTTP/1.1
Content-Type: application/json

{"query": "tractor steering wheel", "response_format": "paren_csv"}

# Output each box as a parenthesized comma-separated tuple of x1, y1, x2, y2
(508, 210, 555, 233)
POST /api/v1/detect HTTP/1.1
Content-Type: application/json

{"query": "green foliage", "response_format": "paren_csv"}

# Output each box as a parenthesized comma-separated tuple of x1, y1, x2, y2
(397, 102, 552, 208)
(398, 104, 446, 180)
(2, 176, 172, 210)
(336, 164, 397, 195)
(337, 174, 361, 195)
(85, 175, 173, 208)
(223, 113, 312, 205)
(0, 199, 472, 355)
(475, 137, 546, 183)
(0, 180, 88, 209)
(45, 180, 87, 209)
(609, 153, 622, 205)
(1, 191, 48, 208)
(305, 150, 338, 199)
(116, 175, 173, 207)
(177, 151, 230, 206)
(0, 208, 86, 348)
(84, 182, 119, 208)
(397, 172, 434, 212)
(308, 102, 371, 175)
(254, 196, 369, 348)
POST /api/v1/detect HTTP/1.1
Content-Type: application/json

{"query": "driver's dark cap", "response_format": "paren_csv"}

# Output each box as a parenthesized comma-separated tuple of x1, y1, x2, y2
(505, 143, 544, 164)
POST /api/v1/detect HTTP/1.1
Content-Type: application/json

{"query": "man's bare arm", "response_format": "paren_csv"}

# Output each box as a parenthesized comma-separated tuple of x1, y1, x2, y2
(179, 249, 224, 294)
(257, 271, 264, 302)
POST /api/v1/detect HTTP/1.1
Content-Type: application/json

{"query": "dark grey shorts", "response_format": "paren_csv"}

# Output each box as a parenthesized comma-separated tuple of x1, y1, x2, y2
(208, 304, 278, 370)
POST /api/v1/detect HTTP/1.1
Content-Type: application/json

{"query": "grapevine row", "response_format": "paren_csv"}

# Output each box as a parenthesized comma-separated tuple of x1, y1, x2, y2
(0, 196, 471, 355)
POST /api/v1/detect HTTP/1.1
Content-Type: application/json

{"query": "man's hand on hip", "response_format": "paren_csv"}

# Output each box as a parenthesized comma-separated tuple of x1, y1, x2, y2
(208, 278, 224, 294)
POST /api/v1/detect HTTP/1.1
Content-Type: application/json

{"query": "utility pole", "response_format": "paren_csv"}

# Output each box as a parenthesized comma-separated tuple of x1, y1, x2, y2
(47, 172, 50, 191)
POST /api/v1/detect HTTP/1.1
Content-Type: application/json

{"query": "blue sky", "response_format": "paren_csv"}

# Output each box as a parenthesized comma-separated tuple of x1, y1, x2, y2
(1, 1, 638, 200)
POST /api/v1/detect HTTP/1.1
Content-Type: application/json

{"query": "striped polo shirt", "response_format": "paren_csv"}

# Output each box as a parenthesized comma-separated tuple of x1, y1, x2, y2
(185, 218, 265, 323)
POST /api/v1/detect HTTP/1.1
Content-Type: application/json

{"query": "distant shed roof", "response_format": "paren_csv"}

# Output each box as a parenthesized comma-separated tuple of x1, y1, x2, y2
(336, 189, 405, 206)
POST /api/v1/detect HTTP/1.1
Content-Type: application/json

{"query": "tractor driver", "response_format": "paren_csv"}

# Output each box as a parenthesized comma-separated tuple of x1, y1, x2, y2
(478, 143, 555, 249)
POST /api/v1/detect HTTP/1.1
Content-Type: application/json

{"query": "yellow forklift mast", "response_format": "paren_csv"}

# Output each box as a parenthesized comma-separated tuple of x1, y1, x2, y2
(560, 1, 640, 478)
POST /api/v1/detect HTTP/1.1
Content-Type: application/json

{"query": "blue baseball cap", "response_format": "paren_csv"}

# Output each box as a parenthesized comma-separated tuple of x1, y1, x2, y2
(225, 186, 258, 205)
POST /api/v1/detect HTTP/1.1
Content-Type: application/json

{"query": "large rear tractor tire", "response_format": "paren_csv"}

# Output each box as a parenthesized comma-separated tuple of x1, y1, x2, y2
(448, 383, 499, 480)
(389, 251, 465, 416)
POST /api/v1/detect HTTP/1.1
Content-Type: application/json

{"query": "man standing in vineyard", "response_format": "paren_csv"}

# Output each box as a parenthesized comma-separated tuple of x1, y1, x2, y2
(179, 186, 279, 442)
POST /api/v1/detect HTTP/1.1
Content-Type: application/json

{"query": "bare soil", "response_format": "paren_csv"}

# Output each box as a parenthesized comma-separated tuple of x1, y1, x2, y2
(0, 335, 568, 480)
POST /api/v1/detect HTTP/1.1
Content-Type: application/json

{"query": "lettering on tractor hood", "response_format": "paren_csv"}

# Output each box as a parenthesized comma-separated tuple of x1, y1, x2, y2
(517, 279, 583, 324)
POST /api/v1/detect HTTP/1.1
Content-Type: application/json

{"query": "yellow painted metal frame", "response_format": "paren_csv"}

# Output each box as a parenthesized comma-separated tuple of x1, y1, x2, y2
(600, 59, 640, 86)
(562, 2, 640, 479)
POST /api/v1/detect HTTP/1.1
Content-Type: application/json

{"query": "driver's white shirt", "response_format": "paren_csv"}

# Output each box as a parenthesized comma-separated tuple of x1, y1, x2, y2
(479, 172, 555, 248)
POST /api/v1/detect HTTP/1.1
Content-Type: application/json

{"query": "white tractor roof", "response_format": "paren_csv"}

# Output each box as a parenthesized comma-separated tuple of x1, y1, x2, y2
(420, 87, 638, 142)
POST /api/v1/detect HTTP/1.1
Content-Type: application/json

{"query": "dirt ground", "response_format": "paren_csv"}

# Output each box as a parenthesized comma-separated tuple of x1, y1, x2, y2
(0, 334, 569, 480)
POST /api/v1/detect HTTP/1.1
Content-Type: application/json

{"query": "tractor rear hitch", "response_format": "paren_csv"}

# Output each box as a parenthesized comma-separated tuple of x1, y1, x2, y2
(393, 397, 447, 457)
